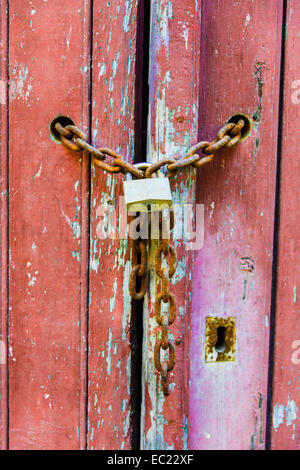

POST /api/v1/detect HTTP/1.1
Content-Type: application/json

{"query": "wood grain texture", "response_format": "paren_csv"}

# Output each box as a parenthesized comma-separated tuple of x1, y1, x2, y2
(8, 0, 91, 449)
(270, 0, 300, 450)
(0, 0, 8, 451)
(87, 0, 138, 450)
(141, 0, 201, 450)
(189, 0, 283, 450)
(2, 0, 298, 451)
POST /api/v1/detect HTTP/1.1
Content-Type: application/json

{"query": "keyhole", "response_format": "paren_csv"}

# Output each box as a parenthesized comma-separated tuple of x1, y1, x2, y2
(215, 326, 227, 353)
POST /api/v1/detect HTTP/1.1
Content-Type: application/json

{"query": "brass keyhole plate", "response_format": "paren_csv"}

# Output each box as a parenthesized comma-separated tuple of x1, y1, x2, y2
(205, 317, 236, 363)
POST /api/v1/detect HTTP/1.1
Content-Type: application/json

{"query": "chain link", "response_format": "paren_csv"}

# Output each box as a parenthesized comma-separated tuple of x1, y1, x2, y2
(54, 118, 245, 179)
(154, 225, 177, 397)
(54, 122, 145, 179)
(129, 237, 148, 300)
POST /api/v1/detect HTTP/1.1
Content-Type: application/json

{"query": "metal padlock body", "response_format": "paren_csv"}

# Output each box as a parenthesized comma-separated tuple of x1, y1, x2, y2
(123, 163, 173, 212)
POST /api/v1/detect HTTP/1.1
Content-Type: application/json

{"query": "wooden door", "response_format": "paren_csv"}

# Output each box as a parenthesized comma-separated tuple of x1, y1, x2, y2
(270, 0, 300, 450)
(0, 0, 299, 450)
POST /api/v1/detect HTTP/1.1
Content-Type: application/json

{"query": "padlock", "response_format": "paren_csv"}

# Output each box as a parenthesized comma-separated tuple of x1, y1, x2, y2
(123, 163, 173, 212)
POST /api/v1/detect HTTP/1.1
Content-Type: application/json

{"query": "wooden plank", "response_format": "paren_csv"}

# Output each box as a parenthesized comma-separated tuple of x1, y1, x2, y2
(87, 0, 139, 450)
(0, 0, 8, 451)
(141, 0, 201, 449)
(189, 0, 283, 450)
(270, 0, 300, 450)
(8, 1, 91, 449)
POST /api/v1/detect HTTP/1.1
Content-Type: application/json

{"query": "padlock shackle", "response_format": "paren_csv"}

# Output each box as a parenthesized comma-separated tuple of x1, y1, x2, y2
(134, 162, 152, 171)
(144, 159, 175, 179)
(134, 162, 163, 178)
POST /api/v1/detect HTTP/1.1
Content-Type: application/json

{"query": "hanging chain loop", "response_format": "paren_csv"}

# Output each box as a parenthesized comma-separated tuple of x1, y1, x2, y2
(52, 117, 248, 178)
(154, 229, 177, 396)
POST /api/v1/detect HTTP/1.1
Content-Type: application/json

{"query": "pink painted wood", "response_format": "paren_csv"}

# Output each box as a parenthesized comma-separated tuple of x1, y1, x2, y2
(270, 0, 300, 450)
(141, 0, 200, 450)
(87, 0, 139, 450)
(8, 1, 91, 449)
(0, 0, 8, 451)
(189, 0, 283, 450)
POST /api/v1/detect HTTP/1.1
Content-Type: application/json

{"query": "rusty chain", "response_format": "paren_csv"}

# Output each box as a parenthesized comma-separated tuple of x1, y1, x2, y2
(129, 236, 148, 300)
(127, 208, 177, 396)
(52, 115, 248, 397)
(153, 214, 177, 397)
(53, 118, 245, 179)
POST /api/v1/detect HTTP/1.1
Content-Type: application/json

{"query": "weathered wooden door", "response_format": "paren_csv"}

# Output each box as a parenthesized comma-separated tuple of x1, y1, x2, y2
(0, 0, 299, 450)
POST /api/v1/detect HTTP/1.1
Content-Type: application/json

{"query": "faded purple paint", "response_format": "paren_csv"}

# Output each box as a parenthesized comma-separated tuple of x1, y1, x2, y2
(189, 0, 283, 450)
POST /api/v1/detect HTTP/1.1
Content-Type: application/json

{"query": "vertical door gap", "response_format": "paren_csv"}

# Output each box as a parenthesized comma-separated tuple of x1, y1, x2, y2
(134, 0, 151, 164)
(130, 0, 151, 450)
(82, 0, 93, 451)
(265, 0, 288, 450)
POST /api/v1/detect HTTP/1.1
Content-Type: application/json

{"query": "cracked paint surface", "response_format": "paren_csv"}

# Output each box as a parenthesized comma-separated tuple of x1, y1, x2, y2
(141, 0, 200, 451)
(189, 0, 284, 451)
(87, 0, 138, 450)
(270, 0, 300, 450)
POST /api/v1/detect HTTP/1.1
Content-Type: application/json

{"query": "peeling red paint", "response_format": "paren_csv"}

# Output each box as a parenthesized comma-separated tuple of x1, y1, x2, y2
(141, 0, 201, 450)
(189, 0, 283, 450)
(0, 0, 298, 451)
(87, 0, 138, 450)
(270, 0, 300, 450)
